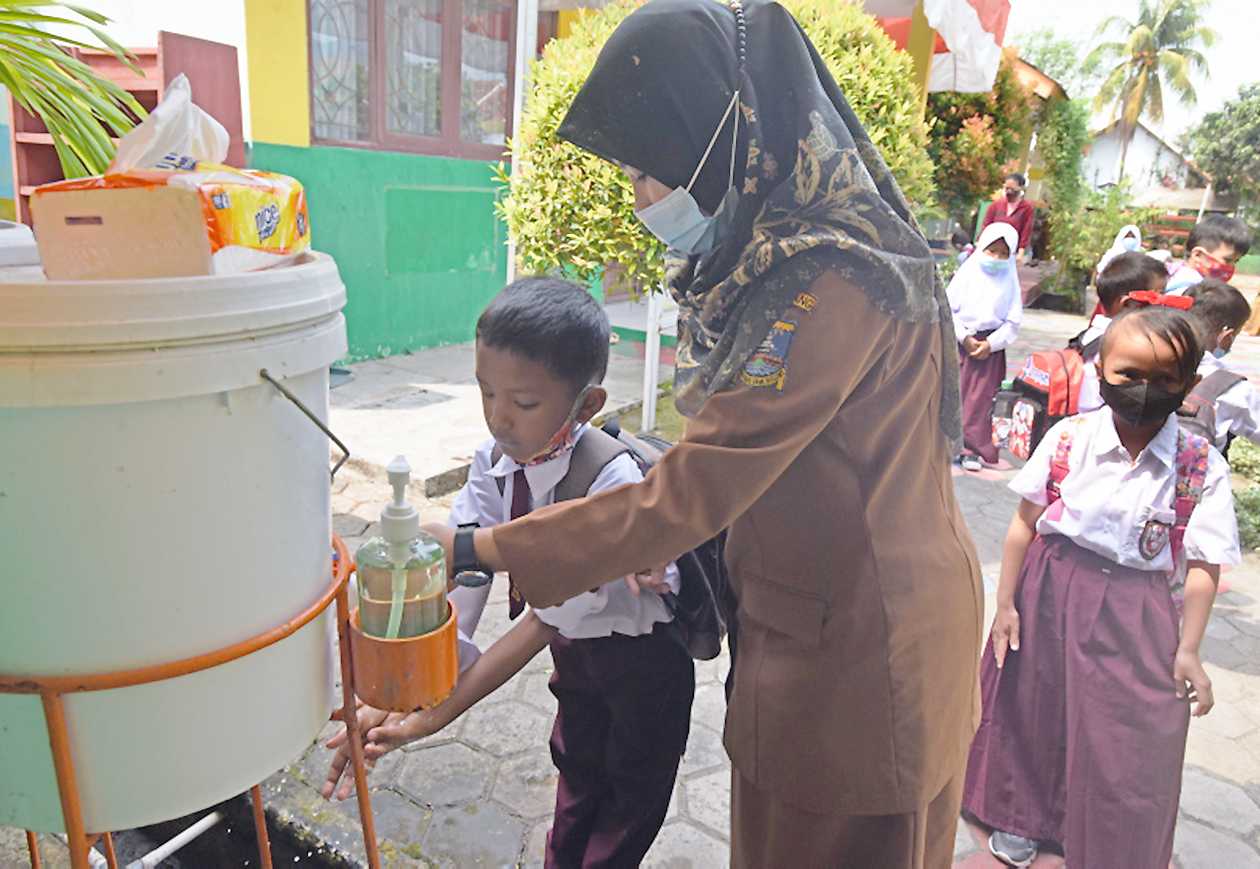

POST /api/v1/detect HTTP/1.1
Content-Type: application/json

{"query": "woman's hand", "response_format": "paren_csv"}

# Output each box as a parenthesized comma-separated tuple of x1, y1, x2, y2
(421, 522, 456, 579)
(1174, 648, 1214, 717)
(991, 604, 1020, 669)
(969, 339, 993, 361)
(322, 705, 443, 800)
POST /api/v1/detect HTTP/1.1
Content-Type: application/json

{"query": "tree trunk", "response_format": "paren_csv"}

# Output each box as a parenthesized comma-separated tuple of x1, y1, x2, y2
(1118, 127, 1132, 183)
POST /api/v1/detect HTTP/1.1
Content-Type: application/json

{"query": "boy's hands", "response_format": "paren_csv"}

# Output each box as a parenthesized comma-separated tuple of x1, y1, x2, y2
(626, 565, 671, 596)
(1174, 648, 1215, 717)
(321, 703, 441, 801)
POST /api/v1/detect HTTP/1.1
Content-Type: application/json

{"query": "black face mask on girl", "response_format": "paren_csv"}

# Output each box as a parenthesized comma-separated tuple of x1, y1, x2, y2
(1099, 377, 1188, 427)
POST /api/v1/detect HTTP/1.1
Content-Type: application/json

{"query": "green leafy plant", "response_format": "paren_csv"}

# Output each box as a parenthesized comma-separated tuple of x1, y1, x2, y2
(1187, 83, 1260, 222)
(1230, 439, 1260, 486)
(1012, 28, 1104, 97)
(1234, 486, 1260, 552)
(927, 54, 1033, 227)
(1038, 98, 1090, 289)
(1044, 182, 1159, 305)
(0, 1, 144, 178)
(496, 0, 936, 289)
(1087, 0, 1215, 181)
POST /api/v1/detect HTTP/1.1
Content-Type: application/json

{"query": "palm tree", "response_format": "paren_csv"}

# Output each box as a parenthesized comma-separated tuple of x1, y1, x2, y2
(1087, 0, 1215, 181)
(0, 2, 143, 178)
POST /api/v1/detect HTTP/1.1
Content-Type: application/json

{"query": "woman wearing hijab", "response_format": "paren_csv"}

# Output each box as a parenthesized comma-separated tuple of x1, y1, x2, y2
(948, 222, 1023, 472)
(1095, 224, 1143, 277)
(348, 1, 983, 864)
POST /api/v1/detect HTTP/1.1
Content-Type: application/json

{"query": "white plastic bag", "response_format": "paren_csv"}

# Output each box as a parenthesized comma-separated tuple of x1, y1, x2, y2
(108, 74, 229, 172)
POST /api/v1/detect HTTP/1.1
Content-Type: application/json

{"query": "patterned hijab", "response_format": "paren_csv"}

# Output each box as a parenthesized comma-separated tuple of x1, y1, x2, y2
(558, 0, 960, 441)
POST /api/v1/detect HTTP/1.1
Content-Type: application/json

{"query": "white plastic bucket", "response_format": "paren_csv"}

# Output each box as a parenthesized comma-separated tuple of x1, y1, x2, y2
(0, 220, 38, 268)
(0, 253, 346, 833)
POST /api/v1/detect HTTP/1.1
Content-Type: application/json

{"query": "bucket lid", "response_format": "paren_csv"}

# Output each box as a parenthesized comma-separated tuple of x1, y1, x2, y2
(0, 252, 344, 351)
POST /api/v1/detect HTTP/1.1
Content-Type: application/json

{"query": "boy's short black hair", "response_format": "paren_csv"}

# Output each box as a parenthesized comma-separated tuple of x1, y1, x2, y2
(1187, 214, 1253, 257)
(476, 277, 610, 393)
(1005, 172, 1027, 187)
(1104, 305, 1202, 388)
(1186, 278, 1252, 338)
(950, 228, 971, 248)
(1097, 252, 1169, 311)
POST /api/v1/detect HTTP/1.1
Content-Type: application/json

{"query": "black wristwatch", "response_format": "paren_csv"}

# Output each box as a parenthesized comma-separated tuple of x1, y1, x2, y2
(452, 524, 493, 588)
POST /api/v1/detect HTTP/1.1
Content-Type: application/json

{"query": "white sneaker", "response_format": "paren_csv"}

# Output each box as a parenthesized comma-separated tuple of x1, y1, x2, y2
(989, 830, 1038, 867)
(960, 454, 983, 472)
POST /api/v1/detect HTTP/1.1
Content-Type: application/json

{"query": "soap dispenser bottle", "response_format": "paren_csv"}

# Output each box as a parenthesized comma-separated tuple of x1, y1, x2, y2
(355, 456, 448, 638)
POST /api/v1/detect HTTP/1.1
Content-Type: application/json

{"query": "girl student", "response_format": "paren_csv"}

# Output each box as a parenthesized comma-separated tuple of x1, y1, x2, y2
(948, 222, 1023, 471)
(963, 302, 1240, 868)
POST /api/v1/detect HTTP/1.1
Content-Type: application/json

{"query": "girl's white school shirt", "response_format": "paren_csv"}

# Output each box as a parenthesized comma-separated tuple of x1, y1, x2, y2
(447, 426, 679, 641)
(1075, 314, 1110, 414)
(946, 226, 1024, 352)
(1198, 353, 1260, 451)
(1009, 408, 1240, 572)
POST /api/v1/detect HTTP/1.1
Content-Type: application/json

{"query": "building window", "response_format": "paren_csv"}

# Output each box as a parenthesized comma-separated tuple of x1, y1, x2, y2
(309, 0, 515, 160)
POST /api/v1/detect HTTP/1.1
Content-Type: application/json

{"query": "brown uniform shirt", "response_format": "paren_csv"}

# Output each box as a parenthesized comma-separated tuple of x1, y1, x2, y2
(494, 268, 984, 814)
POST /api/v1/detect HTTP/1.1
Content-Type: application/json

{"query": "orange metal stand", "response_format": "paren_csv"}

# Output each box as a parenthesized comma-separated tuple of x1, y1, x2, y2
(0, 535, 381, 869)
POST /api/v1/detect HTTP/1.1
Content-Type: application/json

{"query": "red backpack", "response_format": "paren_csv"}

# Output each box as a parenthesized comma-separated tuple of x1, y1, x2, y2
(992, 349, 1086, 460)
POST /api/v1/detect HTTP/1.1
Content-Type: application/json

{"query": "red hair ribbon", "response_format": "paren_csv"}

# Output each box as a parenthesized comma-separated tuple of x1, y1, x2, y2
(1123, 290, 1193, 310)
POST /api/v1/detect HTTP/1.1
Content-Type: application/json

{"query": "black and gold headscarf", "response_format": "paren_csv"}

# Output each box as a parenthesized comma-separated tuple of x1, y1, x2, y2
(558, 0, 961, 441)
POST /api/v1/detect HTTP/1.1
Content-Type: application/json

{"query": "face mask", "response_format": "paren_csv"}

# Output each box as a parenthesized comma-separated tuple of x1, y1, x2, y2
(1121, 236, 1140, 251)
(636, 91, 741, 257)
(1099, 377, 1187, 428)
(979, 256, 1011, 276)
(1195, 249, 1236, 282)
(1004, 188, 1021, 202)
(522, 385, 595, 466)
(1213, 346, 1231, 359)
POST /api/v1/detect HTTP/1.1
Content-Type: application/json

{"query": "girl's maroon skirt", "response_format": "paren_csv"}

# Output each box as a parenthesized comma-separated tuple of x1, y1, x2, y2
(962, 534, 1190, 867)
(958, 343, 1005, 464)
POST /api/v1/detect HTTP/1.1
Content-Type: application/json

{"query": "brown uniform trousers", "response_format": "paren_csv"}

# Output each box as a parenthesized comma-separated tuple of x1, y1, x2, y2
(495, 268, 984, 868)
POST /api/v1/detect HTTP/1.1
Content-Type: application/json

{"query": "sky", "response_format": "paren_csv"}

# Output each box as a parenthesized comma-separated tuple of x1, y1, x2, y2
(1005, 0, 1255, 143)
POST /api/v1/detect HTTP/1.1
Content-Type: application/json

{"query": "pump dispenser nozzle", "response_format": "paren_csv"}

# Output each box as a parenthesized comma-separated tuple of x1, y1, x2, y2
(381, 456, 419, 544)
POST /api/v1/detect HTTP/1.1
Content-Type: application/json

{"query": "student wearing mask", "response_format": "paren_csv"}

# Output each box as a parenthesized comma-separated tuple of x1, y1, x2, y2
(1166, 214, 1253, 295)
(323, 2, 986, 865)
(981, 173, 1034, 262)
(948, 222, 1023, 471)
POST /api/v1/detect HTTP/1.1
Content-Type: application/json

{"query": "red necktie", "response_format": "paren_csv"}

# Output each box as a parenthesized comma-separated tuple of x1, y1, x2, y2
(507, 468, 530, 619)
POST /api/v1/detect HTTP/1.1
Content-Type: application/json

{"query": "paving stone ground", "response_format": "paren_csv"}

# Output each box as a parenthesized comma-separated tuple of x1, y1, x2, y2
(8, 310, 1260, 868)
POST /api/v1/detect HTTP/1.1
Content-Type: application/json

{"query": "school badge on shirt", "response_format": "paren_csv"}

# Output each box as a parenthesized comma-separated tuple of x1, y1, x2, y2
(1139, 519, 1171, 561)
(740, 292, 816, 391)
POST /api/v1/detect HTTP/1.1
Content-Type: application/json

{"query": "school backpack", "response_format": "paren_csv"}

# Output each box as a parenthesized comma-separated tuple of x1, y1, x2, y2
(1178, 369, 1247, 456)
(991, 348, 1086, 461)
(493, 421, 731, 660)
(1044, 417, 1210, 608)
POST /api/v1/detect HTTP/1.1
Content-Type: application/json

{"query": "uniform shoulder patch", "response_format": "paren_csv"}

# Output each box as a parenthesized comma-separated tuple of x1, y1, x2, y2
(739, 295, 817, 391)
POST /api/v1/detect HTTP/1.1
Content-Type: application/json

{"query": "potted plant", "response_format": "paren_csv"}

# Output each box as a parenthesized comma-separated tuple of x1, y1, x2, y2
(0, 1, 144, 178)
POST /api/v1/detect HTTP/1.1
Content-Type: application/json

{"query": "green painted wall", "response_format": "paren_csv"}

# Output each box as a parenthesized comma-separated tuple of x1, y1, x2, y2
(250, 142, 507, 361)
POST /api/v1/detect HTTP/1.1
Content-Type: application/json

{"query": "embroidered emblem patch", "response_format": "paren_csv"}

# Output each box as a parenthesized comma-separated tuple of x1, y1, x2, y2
(1139, 520, 1171, 561)
(793, 292, 817, 312)
(741, 319, 796, 390)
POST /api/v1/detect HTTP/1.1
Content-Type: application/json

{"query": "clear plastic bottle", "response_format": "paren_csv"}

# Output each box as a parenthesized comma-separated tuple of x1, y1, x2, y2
(355, 456, 448, 638)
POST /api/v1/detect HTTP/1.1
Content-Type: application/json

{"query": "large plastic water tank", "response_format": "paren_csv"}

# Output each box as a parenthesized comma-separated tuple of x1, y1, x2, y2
(0, 253, 346, 833)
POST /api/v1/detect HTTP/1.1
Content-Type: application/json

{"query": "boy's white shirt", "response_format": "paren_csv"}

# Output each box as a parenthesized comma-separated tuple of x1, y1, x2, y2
(1165, 264, 1203, 296)
(447, 424, 679, 647)
(1198, 353, 1260, 450)
(1009, 408, 1240, 571)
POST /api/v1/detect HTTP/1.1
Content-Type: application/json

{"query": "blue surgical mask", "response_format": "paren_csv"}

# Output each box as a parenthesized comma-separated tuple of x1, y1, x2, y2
(979, 256, 1011, 276)
(1213, 345, 1231, 359)
(636, 91, 741, 257)
(1121, 236, 1141, 251)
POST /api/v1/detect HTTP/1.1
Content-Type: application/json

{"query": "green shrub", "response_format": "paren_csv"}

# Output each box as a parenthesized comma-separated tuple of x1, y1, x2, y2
(1234, 486, 1260, 552)
(497, 0, 936, 289)
(1231, 439, 1260, 485)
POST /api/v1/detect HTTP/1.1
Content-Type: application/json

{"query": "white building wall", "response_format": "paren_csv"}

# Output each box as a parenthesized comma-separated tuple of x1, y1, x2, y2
(1084, 125, 1192, 196)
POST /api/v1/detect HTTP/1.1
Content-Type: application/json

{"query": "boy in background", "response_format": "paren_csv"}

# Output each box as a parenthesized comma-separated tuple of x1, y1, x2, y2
(1183, 279, 1257, 456)
(1166, 215, 1253, 295)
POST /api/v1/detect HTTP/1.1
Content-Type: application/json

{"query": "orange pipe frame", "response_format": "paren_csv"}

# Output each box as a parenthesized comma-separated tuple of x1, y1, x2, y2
(9, 536, 382, 869)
